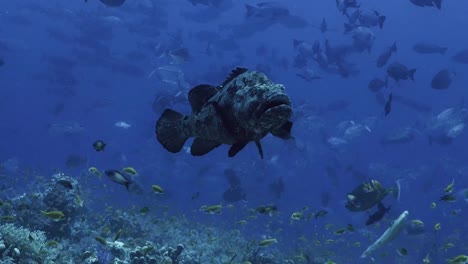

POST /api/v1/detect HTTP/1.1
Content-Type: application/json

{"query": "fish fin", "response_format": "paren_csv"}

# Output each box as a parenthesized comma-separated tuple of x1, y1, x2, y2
(210, 102, 237, 136)
(390, 180, 401, 201)
(408, 69, 416, 81)
(379, 16, 386, 29)
(255, 140, 264, 159)
(433, 0, 441, 9)
(220, 67, 248, 88)
(377, 202, 384, 211)
(188, 84, 219, 113)
(391, 42, 397, 52)
(125, 182, 130, 191)
(228, 141, 248, 157)
(156, 109, 189, 153)
(245, 5, 256, 18)
(271, 121, 293, 139)
(190, 138, 221, 156)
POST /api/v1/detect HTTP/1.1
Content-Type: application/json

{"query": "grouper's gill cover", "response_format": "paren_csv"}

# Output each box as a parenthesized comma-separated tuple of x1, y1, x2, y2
(155, 67, 293, 158)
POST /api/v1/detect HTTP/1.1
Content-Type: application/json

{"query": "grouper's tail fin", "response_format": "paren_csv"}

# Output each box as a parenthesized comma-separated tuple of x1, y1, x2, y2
(156, 109, 188, 153)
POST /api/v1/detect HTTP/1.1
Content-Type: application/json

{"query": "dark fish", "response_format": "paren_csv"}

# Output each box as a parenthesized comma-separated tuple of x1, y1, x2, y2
(452, 49, 468, 64)
(315, 209, 328, 219)
(439, 194, 456, 202)
(387, 62, 416, 82)
(105, 170, 133, 190)
(92, 140, 106, 152)
(409, 0, 442, 9)
(155, 68, 293, 159)
(222, 185, 246, 203)
(84, 0, 126, 7)
(191, 192, 200, 200)
(256, 205, 278, 215)
(413, 43, 447, 55)
(187, 0, 223, 7)
(65, 154, 87, 169)
(368, 77, 388, 92)
(377, 42, 397, 68)
(224, 169, 241, 187)
(366, 202, 390, 226)
(269, 177, 285, 198)
(358, 10, 386, 29)
(321, 192, 331, 207)
(57, 179, 73, 189)
(384, 93, 393, 116)
(319, 18, 328, 33)
(346, 179, 400, 212)
(431, 69, 455, 90)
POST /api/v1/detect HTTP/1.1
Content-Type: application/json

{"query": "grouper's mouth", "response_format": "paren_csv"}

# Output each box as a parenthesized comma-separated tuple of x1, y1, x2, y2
(257, 96, 291, 116)
(257, 96, 292, 129)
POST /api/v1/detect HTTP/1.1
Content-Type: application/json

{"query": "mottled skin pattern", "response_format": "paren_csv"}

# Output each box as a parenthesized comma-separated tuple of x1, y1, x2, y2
(184, 71, 290, 144)
(346, 182, 389, 212)
(156, 69, 292, 157)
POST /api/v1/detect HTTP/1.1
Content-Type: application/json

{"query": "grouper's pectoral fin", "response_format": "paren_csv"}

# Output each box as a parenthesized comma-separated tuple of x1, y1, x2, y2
(228, 140, 264, 159)
(191, 138, 221, 156)
(254, 140, 264, 159)
(228, 141, 248, 157)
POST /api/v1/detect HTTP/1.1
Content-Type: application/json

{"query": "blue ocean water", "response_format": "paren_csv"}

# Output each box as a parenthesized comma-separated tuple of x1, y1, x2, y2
(0, 0, 467, 263)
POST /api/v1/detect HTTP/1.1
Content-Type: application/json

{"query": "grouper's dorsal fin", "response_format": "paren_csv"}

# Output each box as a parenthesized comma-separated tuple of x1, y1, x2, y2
(220, 67, 248, 88)
(188, 84, 219, 113)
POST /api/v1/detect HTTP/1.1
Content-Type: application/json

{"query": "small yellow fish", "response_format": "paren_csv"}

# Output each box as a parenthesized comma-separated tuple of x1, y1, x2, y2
(75, 195, 84, 207)
(440, 243, 455, 251)
(41, 210, 65, 221)
(423, 253, 431, 263)
(444, 179, 455, 193)
(47, 240, 59, 247)
(434, 223, 441, 232)
(411, 219, 424, 227)
(258, 238, 277, 247)
(140, 207, 150, 214)
(152, 185, 164, 194)
(334, 228, 346, 235)
(95, 236, 107, 246)
(396, 248, 408, 256)
(291, 211, 303, 221)
(0, 215, 16, 221)
(122, 167, 138, 175)
(236, 220, 247, 225)
(114, 229, 123, 241)
(448, 255, 468, 264)
(88, 167, 101, 177)
(200, 204, 222, 214)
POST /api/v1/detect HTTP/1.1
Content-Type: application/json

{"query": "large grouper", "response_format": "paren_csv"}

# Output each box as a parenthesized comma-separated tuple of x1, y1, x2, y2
(155, 67, 293, 158)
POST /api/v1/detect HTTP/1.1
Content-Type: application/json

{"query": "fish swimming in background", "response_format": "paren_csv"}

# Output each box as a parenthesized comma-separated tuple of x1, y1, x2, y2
(105, 170, 133, 190)
(155, 68, 293, 158)
(384, 93, 393, 116)
(346, 179, 400, 212)
(366, 202, 390, 225)
(92, 140, 106, 152)
(84, 0, 126, 7)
